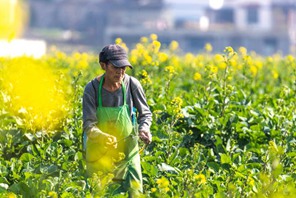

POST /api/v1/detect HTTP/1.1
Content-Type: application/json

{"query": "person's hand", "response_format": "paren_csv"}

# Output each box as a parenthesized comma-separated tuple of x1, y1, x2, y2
(139, 130, 152, 145)
(88, 128, 117, 149)
(104, 134, 117, 149)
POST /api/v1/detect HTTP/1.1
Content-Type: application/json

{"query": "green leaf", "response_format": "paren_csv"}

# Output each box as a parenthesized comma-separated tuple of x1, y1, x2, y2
(141, 161, 158, 177)
(20, 153, 35, 162)
(220, 153, 232, 164)
(207, 162, 220, 173)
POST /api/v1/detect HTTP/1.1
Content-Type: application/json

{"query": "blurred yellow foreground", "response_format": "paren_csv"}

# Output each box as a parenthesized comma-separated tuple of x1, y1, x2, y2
(0, 0, 46, 58)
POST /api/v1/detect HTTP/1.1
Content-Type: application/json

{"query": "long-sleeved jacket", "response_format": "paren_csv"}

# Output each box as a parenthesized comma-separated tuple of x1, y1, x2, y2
(83, 74, 152, 135)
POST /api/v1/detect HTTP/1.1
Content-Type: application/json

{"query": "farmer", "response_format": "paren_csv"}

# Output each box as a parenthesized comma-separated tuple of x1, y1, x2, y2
(82, 44, 152, 196)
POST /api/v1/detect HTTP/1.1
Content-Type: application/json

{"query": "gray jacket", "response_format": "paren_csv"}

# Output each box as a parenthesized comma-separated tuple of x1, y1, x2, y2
(83, 74, 152, 134)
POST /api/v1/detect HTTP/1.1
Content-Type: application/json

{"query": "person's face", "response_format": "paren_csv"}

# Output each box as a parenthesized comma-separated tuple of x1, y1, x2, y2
(103, 62, 127, 83)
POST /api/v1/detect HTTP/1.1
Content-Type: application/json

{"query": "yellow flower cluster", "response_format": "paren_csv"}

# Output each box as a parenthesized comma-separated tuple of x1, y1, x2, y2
(111, 35, 293, 84)
(247, 176, 255, 187)
(194, 173, 206, 185)
(171, 97, 183, 108)
(250, 65, 258, 76)
(194, 72, 202, 81)
(169, 40, 179, 51)
(170, 97, 184, 119)
(164, 65, 176, 75)
(214, 54, 227, 69)
(140, 36, 149, 43)
(156, 176, 170, 193)
(115, 37, 129, 53)
(204, 43, 213, 53)
(152, 40, 161, 53)
(140, 70, 152, 85)
(158, 52, 169, 63)
(224, 46, 236, 57)
(129, 34, 163, 67)
(48, 191, 58, 198)
(210, 65, 219, 74)
(70, 52, 89, 70)
(150, 33, 158, 41)
(239, 46, 248, 56)
(272, 70, 279, 79)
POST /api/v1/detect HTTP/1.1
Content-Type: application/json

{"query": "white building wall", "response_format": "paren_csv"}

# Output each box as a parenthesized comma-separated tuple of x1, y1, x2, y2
(233, 0, 272, 31)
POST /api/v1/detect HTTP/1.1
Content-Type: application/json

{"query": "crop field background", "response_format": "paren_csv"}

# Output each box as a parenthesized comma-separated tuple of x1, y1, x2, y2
(0, 35, 296, 197)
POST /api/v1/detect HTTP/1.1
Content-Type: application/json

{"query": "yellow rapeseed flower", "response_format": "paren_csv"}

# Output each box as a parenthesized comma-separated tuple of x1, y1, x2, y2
(141, 70, 148, 77)
(72, 52, 81, 60)
(72, 52, 89, 70)
(156, 177, 170, 188)
(171, 56, 180, 68)
(115, 37, 123, 44)
(224, 46, 234, 54)
(136, 43, 145, 53)
(136, 43, 145, 50)
(184, 53, 195, 65)
(230, 59, 238, 69)
(272, 70, 279, 79)
(152, 60, 159, 66)
(239, 46, 248, 56)
(247, 176, 255, 187)
(194, 174, 206, 185)
(204, 43, 213, 53)
(140, 36, 148, 43)
(140, 70, 152, 85)
(255, 61, 263, 70)
(6, 192, 17, 198)
(218, 62, 227, 69)
(224, 46, 236, 57)
(130, 55, 138, 65)
(48, 191, 58, 198)
(170, 97, 184, 119)
(169, 40, 179, 51)
(250, 65, 258, 76)
(164, 65, 175, 75)
(243, 55, 251, 65)
(143, 53, 153, 65)
(210, 65, 218, 73)
(164, 187, 170, 193)
(151, 188, 157, 193)
(266, 56, 273, 63)
(150, 33, 158, 41)
(152, 40, 161, 53)
(56, 51, 67, 60)
(286, 55, 294, 63)
(194, 72, 202, 81)
(171, 97, 183, 107)
(158, 52, 169, 63)
(214, 54, 224, 62)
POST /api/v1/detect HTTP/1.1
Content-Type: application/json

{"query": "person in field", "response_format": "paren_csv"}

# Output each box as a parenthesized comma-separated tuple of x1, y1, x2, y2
(82, 44, 152, 196)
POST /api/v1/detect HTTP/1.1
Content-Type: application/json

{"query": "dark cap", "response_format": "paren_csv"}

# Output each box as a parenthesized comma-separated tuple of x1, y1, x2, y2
(99, 44, 133, 69)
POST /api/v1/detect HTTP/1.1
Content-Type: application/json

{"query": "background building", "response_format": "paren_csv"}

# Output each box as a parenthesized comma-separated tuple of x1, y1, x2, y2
(26, 0, 296, 55)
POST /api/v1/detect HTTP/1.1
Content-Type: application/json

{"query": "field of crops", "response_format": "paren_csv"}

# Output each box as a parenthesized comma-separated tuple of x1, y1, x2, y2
(0, 35, 296, 197)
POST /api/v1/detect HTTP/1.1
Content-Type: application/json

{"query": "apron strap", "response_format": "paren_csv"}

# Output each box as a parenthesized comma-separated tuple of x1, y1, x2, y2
(98, 74, 127, 107)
